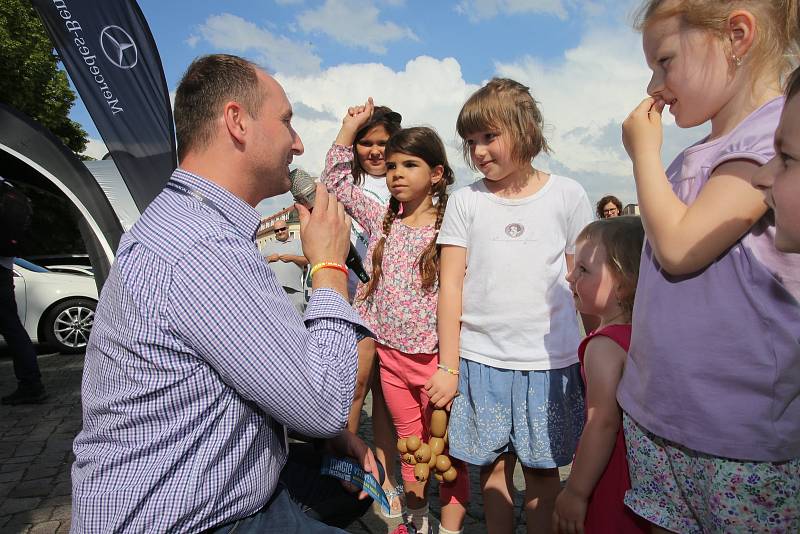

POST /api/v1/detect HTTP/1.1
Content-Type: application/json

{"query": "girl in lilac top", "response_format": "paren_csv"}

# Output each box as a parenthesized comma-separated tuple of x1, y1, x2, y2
(618, 1, 800, 532)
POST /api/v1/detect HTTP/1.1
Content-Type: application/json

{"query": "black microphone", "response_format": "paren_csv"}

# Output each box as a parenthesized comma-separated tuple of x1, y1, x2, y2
(289, 169, 370, 283)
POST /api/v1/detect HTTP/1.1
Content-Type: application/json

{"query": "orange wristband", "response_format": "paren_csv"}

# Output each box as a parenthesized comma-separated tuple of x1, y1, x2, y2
(309, 262, 348, 277)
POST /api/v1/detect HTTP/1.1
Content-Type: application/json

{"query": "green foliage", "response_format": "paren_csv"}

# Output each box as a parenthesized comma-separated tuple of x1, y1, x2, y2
(0, 0, 88, 154)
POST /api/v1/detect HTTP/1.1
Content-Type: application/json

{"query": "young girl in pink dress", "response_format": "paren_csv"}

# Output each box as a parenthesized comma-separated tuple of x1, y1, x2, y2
(321, 99, 469, 534)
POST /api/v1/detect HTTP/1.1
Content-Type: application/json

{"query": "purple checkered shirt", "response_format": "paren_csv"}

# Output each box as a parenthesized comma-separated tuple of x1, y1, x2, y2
(71, 169, 365, 533)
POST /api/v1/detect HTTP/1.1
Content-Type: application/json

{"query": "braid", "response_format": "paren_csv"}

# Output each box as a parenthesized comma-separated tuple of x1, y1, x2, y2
(418, 184, 449, 292)
(359, 197, 401, 302)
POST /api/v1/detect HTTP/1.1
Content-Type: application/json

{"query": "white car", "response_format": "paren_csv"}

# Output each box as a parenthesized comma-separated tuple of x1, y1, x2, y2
(11, 258, 98, 354)
(45, 264, 94, 277)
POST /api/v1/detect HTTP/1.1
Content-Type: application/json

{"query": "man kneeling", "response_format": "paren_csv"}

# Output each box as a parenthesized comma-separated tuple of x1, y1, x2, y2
(71, 54, 375, 533)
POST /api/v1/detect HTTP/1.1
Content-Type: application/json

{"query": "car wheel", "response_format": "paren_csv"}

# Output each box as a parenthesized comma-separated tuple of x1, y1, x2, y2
(42, 299, 96, 354)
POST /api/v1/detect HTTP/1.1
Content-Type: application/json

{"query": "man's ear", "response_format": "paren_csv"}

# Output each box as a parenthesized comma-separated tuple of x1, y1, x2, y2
(223, 101, 248, 145)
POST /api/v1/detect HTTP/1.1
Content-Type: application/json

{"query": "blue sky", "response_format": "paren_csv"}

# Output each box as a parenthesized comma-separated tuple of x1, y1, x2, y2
(72, 0, 707, 216)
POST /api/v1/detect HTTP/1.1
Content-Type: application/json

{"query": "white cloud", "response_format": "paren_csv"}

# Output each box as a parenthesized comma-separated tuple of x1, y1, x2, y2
(275, 56, 481, 198)
(190, 13, 321, 75)
(260, 21, 707, 215)
(297, 0, 418, 54)
(257, 56, 478, 217)
(82, 137, 109, 160)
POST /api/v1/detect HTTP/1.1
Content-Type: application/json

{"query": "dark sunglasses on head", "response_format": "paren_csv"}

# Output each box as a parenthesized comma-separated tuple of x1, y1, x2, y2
(274, 227, 288, 232)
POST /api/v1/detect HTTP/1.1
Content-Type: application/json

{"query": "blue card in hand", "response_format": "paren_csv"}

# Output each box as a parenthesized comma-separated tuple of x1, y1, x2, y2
(320, 455, 390, 515)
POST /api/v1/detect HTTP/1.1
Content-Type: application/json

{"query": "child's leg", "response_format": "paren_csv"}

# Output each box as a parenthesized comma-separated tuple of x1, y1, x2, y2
(438, 456, 469, 532)
(346, 337, 375, 433)
(370, 363, 400, 494)
(480, 453, 517, 534)
(376, 346, 431, 513)
(348, 338, 402, 515)
(521, 466, 560, 534)
(511, 364, 583, 533)
(417, 381, 469, 533)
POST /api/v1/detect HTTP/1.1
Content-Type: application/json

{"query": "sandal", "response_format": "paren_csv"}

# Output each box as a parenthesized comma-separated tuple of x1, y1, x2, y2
(380, 484, 406, 519)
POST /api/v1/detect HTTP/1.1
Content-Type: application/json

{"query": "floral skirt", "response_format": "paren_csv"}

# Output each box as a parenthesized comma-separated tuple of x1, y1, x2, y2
(623, 413, 800, 533)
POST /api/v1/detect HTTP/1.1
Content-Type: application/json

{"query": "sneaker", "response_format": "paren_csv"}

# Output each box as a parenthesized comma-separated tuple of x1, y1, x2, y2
(390, 523, 417, 534)
(1, 384, 47, 405)
(380, 484, 406, 519)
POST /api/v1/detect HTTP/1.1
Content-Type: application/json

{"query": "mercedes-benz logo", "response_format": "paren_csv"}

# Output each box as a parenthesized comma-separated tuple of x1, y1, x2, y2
(99, 25, 138, 69)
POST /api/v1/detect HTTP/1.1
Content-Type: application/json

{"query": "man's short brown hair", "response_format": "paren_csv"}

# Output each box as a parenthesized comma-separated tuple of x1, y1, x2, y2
(174, 54, 265, 161)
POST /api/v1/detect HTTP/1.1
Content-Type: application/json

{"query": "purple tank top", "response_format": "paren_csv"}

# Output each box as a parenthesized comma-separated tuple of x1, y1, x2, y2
(618, 97, 800, 462)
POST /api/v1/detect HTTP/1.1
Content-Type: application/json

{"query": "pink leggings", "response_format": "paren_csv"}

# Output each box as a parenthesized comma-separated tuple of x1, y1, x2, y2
(376, 342, 470, 506)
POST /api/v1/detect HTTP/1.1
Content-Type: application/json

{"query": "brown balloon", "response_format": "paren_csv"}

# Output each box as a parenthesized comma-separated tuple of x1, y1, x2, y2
(402, 453, 417, 465)
(435, 454, 452, 473)
(414, 443, 432, 463)
(442, 466, 458, 482)
(414, 463, 430, 482)
(430, 409, 448, 438)
(428, 437, 445, 456)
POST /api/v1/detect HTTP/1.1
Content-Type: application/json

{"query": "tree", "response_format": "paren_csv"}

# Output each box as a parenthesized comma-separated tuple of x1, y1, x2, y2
(0, 0, 87, 155)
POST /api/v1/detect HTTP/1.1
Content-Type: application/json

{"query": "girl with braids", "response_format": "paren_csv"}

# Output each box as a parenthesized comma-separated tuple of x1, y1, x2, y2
(321, 99, 469, 534)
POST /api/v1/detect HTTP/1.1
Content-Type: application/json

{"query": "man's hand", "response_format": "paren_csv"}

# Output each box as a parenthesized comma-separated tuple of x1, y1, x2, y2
(327, 430, 380, 500)
(296, 183, 350, 267)
(266, 253, 279, 262)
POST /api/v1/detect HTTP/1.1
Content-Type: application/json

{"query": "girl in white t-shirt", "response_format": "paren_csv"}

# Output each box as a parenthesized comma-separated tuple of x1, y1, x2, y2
(343, 104, 405, 518)
(435, 78, 593, 534)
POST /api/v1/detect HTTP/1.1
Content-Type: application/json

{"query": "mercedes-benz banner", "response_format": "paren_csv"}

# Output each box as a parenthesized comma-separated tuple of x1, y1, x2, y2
(31, 0, 176, 212)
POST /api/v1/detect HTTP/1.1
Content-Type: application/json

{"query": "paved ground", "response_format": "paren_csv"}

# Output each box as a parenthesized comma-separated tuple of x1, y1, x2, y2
(0, 350, 80, 534)
(0, 351, 570, 533)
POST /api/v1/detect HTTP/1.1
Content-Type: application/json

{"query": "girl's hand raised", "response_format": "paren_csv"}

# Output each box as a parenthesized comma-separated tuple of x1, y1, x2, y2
(425, 368, 459, 409)
(335, 97, 375, 146)
(622, 97, 665, 161)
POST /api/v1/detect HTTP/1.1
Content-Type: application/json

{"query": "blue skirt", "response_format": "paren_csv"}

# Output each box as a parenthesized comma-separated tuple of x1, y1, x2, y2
(449, 359, 584, 468)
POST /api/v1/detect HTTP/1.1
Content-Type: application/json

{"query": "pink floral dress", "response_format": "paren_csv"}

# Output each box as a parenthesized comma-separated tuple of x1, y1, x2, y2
(321, 144, 439, 354)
